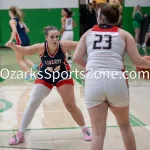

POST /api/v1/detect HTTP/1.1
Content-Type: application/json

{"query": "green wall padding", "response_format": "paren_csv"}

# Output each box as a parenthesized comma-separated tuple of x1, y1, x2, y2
(0, 8, 79, 46)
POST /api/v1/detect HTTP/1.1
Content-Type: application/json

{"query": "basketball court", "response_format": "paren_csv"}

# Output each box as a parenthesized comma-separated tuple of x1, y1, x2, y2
(0, 48, 150, 149)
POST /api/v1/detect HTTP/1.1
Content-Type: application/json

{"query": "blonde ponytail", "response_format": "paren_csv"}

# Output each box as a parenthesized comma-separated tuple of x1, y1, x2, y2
(9, 6, 24, 22)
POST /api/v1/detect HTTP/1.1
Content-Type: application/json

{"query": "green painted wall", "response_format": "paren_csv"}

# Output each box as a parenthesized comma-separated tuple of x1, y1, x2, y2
(0, 14, 1, 44)
(0, 8, 79, 46)
(123, 7, 150, 36)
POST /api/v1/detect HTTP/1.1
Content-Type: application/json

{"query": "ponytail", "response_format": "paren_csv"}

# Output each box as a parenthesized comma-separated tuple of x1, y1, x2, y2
(9, 6, 24, 22)
(63, 8, 73, 17)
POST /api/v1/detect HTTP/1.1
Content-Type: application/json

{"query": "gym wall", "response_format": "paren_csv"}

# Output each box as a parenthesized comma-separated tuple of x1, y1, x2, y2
(123, 0, 150, 36)
(0, 0, 79, 46)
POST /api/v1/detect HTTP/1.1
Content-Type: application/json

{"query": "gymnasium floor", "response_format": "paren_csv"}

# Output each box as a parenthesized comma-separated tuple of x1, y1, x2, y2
(0, 48, 150, 150)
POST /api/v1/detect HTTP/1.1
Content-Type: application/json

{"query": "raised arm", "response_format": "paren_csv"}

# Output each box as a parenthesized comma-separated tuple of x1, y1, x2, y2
(5, 42, 44, 56)
(132, 7, 136, 18)
(126, 31, 150, 68)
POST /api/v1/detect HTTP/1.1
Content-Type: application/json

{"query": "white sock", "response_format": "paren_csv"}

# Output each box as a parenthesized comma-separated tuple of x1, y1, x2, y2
(19, 129, 25, 134)
(80, 125, 87, 130)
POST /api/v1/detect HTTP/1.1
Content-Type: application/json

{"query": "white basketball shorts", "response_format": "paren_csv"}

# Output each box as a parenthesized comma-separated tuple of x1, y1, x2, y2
(84, 70, 129, 108)
(61, 31, 74, 41)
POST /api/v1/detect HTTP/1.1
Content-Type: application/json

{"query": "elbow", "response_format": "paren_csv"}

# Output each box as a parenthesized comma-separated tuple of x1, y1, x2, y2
(26, 29, 29, 33)
(12, 31, 17, 35)
(61, 26, 65, 30)
(19, 49, 30, 55)
(73, 24, 76, 28)
(17, 50, 28, 55)
(23, 51, 29, 55)
(24, 51, 33, 55)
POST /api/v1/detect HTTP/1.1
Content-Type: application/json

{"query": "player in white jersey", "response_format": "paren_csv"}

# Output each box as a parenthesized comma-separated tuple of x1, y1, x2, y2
(60, 8, 76, 65)
(73, 3, 150, 150)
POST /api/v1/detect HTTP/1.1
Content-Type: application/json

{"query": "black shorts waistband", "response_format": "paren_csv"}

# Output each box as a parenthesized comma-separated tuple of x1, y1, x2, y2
(65, 30, 72, 31)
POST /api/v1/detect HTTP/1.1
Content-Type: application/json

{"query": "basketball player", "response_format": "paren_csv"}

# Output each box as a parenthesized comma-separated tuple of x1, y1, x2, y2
(60, 8, 76, 66)
(6, 26, 92, 145)
(73, 3, 150, 150)
(5, 6, 38, 81)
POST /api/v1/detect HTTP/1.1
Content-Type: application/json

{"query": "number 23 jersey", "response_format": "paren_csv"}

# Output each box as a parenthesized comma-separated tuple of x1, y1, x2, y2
(85, 24, 126, 71)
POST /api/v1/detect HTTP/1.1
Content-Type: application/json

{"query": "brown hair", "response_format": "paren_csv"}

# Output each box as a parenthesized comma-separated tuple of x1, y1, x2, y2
(43, 26, 58, 36)
(99, 3, 121, 25)
(9, 6, 24, 22)
(63, 8, 73, 17)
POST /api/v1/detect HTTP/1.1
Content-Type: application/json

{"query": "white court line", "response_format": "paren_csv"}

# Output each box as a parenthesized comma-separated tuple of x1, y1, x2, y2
(130, 85, 150, 87)
(145, 126, 150, 131)
(130, 115, 150, 131)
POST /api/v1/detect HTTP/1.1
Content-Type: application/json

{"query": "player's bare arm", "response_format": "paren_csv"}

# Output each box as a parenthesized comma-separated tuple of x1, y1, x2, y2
(5, 42, 44, 56)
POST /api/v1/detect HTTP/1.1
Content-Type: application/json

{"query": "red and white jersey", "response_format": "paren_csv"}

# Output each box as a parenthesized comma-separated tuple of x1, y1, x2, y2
(65, 17, 73, 31)
(85, 25, 126, 71)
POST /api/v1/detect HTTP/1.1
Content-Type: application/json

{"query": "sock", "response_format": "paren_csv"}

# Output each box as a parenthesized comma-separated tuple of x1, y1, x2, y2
(80, 125, 91, 136)
(19, 129, 25, 134)
(80, 125, 87, 130)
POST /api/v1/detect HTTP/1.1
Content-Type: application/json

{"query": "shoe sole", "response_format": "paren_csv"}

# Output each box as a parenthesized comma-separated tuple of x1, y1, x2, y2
(9, 140, 25, 145)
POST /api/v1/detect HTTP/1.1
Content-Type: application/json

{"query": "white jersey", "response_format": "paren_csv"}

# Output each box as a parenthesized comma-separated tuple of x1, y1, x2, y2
(65, 17, 73, 31)
(85, 25, 126, 71)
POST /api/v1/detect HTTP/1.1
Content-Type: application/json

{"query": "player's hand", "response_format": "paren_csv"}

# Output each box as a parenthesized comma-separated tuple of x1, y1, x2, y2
(134, 6, 137, 11)
(5, 40, 14, 47)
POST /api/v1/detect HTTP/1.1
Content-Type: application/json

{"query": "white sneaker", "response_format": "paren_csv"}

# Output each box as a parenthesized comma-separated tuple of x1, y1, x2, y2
(142, 43, 146, 48)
